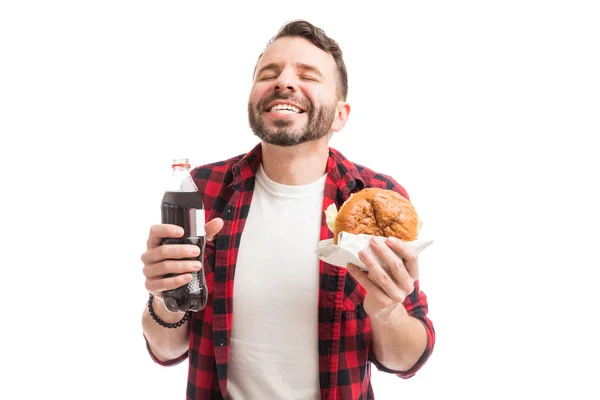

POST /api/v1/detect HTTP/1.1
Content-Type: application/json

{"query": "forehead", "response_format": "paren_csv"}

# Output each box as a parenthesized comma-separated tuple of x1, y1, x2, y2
(256, 36, 337, 78)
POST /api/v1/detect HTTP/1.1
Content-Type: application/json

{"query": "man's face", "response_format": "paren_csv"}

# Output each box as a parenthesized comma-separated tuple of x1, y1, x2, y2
(248, 36, 341, 147)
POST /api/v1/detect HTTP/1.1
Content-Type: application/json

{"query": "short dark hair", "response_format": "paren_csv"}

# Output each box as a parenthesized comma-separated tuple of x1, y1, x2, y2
(256, 20, 349, 101)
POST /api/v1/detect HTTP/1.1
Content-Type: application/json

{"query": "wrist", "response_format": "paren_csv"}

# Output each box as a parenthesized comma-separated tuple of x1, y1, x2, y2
(152, 295, 186, 322)
(147, 294, 190, 328)
(370, 303, 409, 327)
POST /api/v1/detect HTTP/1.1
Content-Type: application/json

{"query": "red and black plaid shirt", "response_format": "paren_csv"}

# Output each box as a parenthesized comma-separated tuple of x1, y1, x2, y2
(146, 143, 435, 399)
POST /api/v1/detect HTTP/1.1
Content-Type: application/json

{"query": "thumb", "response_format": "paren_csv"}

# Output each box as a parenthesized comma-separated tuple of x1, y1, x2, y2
(205, 218, 224, 241)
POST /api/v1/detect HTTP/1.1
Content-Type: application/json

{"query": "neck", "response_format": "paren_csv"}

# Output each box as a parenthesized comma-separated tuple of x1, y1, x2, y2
(261, 138, 330, 186)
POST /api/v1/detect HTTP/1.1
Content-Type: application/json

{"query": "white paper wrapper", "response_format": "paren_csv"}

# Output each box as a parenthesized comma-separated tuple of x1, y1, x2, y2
(316, 232, 434, 272)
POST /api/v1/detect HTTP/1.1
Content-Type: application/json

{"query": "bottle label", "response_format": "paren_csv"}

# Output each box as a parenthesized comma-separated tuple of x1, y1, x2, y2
(190, 208, 206, 237)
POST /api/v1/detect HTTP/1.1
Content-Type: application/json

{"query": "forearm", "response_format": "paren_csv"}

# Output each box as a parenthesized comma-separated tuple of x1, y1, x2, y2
(142, 296, 190, 362)
(370, 304, 428, 372)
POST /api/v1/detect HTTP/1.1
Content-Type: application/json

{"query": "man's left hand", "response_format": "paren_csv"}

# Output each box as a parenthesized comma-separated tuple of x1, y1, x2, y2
(347, 236, 418, 321)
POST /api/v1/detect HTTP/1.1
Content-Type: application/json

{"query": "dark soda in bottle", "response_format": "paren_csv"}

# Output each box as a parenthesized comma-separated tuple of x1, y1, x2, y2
(160, 158, 208, 313)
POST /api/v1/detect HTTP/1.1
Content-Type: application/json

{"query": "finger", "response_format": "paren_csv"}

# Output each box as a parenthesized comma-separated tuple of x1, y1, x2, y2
(143, 259, 203, 279)
(147, 224, 184, 249)
(369, 237, 414, 296)
(347, 264, 391, 306)
(358, 248, 405, 303)
(205, 218, 224, 241)
(141, 243, 200, 265)
(385, 237, 419, 279)
(145, 273, 194, 293)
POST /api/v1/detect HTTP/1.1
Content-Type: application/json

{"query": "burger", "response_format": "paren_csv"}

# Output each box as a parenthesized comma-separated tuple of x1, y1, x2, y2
(325, 188, 420, 244)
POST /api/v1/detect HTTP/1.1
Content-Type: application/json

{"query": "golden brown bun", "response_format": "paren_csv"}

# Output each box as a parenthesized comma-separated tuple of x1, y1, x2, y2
(334, 188, 418, 244)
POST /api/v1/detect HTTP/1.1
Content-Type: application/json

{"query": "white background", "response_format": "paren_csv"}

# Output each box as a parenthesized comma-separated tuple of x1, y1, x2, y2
(1, 1, 599, 399)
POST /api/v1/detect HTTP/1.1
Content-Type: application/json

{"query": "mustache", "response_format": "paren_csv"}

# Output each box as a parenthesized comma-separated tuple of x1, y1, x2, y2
(256, 92, 311, 113)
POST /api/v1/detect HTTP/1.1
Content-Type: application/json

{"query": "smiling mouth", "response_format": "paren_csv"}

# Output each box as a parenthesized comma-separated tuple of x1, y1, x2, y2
(267, 104, 305, 114)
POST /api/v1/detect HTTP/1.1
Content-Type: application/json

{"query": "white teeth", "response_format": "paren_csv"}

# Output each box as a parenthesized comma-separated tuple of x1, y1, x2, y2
(269, 104, 302, 113)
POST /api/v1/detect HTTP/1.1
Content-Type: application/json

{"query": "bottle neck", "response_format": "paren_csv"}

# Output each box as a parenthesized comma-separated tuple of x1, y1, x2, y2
(168, 166, 197, 192)
(173, 166, 190, 174)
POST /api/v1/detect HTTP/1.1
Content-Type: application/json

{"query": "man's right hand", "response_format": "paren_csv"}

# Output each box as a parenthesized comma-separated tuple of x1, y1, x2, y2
(141, 219, 224, 301)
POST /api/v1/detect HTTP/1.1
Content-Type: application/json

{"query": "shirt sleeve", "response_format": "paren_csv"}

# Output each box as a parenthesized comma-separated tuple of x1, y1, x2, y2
(144, 334, 189, 367)
(369, 279, 436, 378)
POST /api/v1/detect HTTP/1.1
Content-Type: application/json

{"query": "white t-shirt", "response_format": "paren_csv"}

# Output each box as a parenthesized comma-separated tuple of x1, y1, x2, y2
(227, 163, 326, 400)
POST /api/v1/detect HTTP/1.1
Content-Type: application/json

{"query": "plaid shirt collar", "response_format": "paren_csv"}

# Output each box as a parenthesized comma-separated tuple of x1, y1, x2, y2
(228, 142, 366, 196)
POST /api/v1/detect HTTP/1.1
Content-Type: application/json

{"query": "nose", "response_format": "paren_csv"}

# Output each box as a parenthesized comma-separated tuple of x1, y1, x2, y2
(274, 69, 298, 93)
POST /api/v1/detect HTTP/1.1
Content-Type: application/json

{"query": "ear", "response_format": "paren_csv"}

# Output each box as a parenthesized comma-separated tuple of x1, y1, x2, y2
(331, 101, 351, 132)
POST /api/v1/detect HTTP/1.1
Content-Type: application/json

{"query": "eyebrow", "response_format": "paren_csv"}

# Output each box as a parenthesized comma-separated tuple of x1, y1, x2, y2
(255, 62, 324, 79)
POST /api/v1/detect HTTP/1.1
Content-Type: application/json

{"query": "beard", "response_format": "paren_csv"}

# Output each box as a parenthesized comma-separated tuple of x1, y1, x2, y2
(248, 92, 337, 147)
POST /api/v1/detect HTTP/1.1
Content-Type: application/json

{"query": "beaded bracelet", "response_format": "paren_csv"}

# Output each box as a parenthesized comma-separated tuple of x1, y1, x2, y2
(147, 293, 190, 329)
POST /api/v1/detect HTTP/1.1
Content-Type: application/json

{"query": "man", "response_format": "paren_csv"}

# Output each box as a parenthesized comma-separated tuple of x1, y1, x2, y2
(141, 19, 435, 399)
